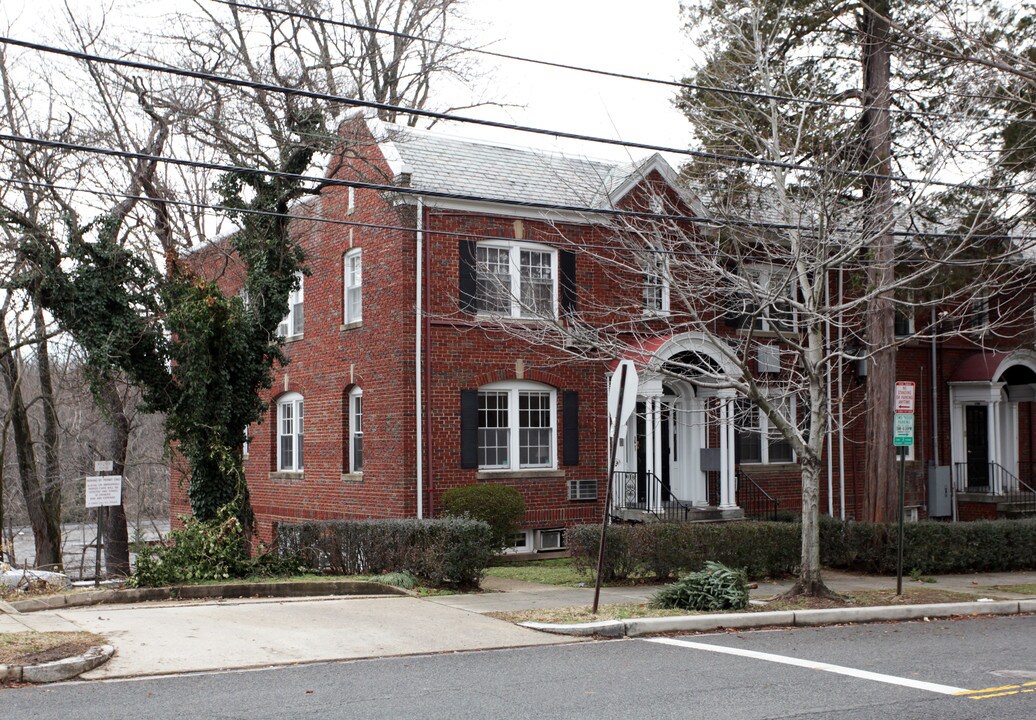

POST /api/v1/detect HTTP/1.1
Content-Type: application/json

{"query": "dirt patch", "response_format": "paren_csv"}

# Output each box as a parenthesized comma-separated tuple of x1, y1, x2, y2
(0, 632, 105, 666)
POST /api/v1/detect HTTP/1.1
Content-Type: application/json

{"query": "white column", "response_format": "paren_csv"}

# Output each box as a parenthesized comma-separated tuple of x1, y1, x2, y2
(718, 398, 736, 509)
(990, 399, 1002, 494)
(651, 396, 664, 513)
(644, 396, 656, 510)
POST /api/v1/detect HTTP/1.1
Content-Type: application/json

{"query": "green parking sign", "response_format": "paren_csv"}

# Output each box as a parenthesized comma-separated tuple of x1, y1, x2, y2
(893, 413, 914, 446)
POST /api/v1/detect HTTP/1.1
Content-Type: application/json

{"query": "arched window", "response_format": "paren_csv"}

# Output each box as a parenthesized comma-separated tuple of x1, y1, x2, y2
(277, 392, 304, 471)
(349, 386, 363, 473)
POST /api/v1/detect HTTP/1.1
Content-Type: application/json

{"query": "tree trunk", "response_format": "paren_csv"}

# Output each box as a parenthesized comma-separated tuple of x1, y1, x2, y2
(861, 0, 897, 522)
(0, 323, 61, 569)
(784, 453, 837, 597)
(33, 303, 64, 569)
(99, 378, 131, 577)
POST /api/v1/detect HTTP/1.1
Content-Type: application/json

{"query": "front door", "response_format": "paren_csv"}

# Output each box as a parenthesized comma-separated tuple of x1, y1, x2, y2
(965, 405, 990, 490)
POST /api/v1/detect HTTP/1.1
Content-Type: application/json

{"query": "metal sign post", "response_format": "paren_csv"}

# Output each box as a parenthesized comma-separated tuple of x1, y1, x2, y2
(892, 382, 915, 596)
(86, 463, 122, 587)
(593, 360, 637, 615)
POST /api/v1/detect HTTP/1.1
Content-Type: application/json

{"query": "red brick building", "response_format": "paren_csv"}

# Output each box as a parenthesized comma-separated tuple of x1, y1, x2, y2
(174, 114, 1036, 549)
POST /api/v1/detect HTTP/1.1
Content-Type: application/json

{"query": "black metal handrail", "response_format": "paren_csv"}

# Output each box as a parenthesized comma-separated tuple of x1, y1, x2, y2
(735, 468, 779, 521)
(612, 470, 694, 522)
(954, 461, 1036, 515)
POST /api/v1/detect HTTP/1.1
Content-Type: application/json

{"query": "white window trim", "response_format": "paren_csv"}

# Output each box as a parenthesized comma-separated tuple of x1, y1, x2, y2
(475, 240, 559, 320)
(477, 380, 557, 471)
(642, 249, 670, 316)
(502, 529, 533, 555)
(736, 395, 796, 465)
(743, 264, 797, 333)
(344, 249, 363, 325)
(349, 386, 363, 474)
(277, 392, 304, 472)
(277, 272, 305, 338)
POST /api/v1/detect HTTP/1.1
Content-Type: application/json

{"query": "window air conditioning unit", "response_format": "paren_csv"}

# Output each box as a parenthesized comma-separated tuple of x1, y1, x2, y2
(536, 528, 566, 552)
(568, 479, 598, 501)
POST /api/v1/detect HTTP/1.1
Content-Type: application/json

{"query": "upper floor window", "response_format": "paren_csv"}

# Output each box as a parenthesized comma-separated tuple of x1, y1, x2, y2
(735, 396, 794, 465)
(344, 249, 362, 324)
(475, 242, 557, 319)
(349, 386, 363, 473)
(277, 392, 304, 472)
(736, 265, 796, 332)
(477, 381, 556, 470)
(643, 250, 670, 315)
(277, 272, 304, 337)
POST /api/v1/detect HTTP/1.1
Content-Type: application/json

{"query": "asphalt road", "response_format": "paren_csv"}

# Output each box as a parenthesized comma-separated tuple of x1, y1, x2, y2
(8, 615, 1035, 719)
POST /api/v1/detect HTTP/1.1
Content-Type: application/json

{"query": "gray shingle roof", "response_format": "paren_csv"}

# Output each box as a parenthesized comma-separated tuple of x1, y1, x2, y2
(375, 121, 654, 209)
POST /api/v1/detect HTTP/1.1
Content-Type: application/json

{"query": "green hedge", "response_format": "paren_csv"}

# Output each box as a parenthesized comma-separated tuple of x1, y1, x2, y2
(570, 518, 1036, 581)
(440, 484, 525, 551)
(276, 517, 495, 588)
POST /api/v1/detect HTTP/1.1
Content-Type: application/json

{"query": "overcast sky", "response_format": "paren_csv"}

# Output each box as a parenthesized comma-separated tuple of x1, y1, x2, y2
(2, 0, 697, 165)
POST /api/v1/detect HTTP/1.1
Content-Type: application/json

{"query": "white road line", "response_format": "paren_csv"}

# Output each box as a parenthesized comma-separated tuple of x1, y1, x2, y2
(644, 637, 969, 696)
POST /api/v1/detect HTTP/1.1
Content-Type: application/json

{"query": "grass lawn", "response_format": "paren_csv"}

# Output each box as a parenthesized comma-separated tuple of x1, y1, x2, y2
(485, 558, 591, 587)
(490, 587, 988, 625)
(0, 631, 106, 666)
(979, 583, 1036, 595)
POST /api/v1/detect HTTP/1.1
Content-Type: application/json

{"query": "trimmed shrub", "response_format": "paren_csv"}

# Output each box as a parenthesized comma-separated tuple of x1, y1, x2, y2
(568, 524, 640, 581)
(650, 561, 750, 612)
(571, 518, 1036, 582)
(570, 522, 800, 582)
(440, 484, 526, 551)
(276, 517, 495, 588)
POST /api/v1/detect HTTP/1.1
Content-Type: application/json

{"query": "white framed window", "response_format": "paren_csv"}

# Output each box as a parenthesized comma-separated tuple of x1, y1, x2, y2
(643, 250, 670, 315)
(277, 272, 305, 337)
(477, 381, 556, 470)
(742, 265, 796, 332)
(349, 386, 363, 473)
(277, 393, 304, 472)
(344, 249, 362, 324)
(503, 529, 533, 555)
(735, 396, 795, 465)
(475, 241, 558, 319)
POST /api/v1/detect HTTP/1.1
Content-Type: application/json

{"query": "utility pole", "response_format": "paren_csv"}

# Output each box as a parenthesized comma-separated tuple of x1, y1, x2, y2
(861, 0, 896, 522)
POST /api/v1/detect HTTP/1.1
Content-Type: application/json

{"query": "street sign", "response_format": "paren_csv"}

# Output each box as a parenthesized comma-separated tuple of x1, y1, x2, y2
(894, 381, 915, 413)
(94, 460, 114, 472)
(85, 475, 123, 508)
(608, 360, 639, 429)
(893, 413, 914, 446)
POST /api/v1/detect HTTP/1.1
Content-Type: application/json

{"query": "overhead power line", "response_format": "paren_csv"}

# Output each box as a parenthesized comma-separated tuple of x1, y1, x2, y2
(209, 0, 1035, 126)
(2, 134, 1030, 246)
(1, 35, 1033, 199)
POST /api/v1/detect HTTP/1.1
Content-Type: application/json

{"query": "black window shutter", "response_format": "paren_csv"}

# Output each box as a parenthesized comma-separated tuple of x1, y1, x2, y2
(458, 240, 477, 313)
(559, 250, 577, 316)
(460, 388, 479, 468)
(562, 390, 579, 466)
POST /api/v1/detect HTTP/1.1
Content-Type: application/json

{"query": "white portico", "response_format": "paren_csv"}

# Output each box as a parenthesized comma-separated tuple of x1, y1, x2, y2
(611, 333, 744, 520)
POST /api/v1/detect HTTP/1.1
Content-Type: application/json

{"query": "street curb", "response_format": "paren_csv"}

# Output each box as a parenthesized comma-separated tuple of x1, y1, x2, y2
(8, 580, 406, 613)
(1, 644, 115, 684)
(519, 600, 1031, 637)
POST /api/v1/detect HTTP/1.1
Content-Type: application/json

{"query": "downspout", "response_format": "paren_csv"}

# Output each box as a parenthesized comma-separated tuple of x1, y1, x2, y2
(423, 200, 435, 518)
(415, 197, 424, 518)
(826, 268, 834, 517)
(838, 267, 846, 519)
(930, 306, 939, 466)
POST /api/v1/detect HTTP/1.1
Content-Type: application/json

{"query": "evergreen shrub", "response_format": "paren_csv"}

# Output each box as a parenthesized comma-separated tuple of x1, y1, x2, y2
(276, 517, 495, 588)
(440, 484, 526, 551)
(650, 561, 750, 612)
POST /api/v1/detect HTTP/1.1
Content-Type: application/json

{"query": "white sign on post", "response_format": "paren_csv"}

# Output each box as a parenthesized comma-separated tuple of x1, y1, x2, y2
(893, 413, 914, 447)
(608, 360, 639, 466)
(94, 460, 114, 472)
(894, 381, 915, 413)
(85, 475, 123, 508)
